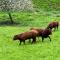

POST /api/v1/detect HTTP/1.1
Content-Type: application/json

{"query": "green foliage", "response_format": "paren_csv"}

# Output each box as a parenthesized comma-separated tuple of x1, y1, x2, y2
(0, 0, 12, 12)
(0, 11, 60, 26)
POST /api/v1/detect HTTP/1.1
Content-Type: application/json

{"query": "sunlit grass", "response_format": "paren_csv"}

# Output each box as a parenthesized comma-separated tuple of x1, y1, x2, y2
(0, 12, 60, 60)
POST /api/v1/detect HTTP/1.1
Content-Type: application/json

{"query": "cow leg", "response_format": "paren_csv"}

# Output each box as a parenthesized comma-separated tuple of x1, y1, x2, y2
(33, 37, 36, 43)
(57, 25, 58, 30)
(23, 40, 25, 44)
(19, 40, 21, 45)
(48, 36, 51, 42)
(32, 37, 36, 43)
(42, 37, 44, 42)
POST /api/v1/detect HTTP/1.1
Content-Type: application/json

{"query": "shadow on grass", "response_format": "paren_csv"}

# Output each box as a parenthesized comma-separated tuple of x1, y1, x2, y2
(0, 20, 33, 27)
(0, 20, 20, 26)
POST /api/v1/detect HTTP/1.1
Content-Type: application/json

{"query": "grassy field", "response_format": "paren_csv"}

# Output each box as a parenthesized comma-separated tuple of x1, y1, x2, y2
(32, 0, 60, 11)
(0, 12, 60, 60)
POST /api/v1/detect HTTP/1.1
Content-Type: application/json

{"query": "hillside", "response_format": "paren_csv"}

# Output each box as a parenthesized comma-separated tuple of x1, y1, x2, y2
(32, 0, 60, 11)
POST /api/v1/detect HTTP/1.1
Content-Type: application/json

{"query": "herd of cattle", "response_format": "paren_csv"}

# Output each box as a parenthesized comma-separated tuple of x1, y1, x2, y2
(13, 21, 59, 45)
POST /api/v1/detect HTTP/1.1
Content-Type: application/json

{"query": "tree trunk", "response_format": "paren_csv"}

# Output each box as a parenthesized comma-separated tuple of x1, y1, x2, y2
(8, 12, 14, 24)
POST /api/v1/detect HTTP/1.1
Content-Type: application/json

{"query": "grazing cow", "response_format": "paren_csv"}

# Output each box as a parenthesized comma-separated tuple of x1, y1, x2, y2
(47, 21, 59, 31)
(41, 29, 52, 42)
(30, 27, 44, 38)
(30, 28, 52, 42)
(13, 31, 38, 45)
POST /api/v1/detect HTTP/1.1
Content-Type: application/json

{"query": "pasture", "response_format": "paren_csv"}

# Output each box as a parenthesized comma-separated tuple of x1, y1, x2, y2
(0, 11, 60, 60)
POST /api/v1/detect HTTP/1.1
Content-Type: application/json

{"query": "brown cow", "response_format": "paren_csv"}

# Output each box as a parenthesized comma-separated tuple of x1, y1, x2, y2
(41, 29, 52, 42)
(47, 21, 59, 31)
(30, 28, 44, 39)
(30, 27, 52, 42)
(13, 30, 38, 45)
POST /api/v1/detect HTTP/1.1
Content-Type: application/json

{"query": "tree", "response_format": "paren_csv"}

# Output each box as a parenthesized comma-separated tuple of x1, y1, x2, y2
(0, 0, 34, 24)
(0, 0, 14, 24)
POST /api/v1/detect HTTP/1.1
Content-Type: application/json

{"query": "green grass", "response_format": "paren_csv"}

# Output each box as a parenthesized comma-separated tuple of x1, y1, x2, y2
(32, 0, 60, 11)
(0, 12, 60, 60)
